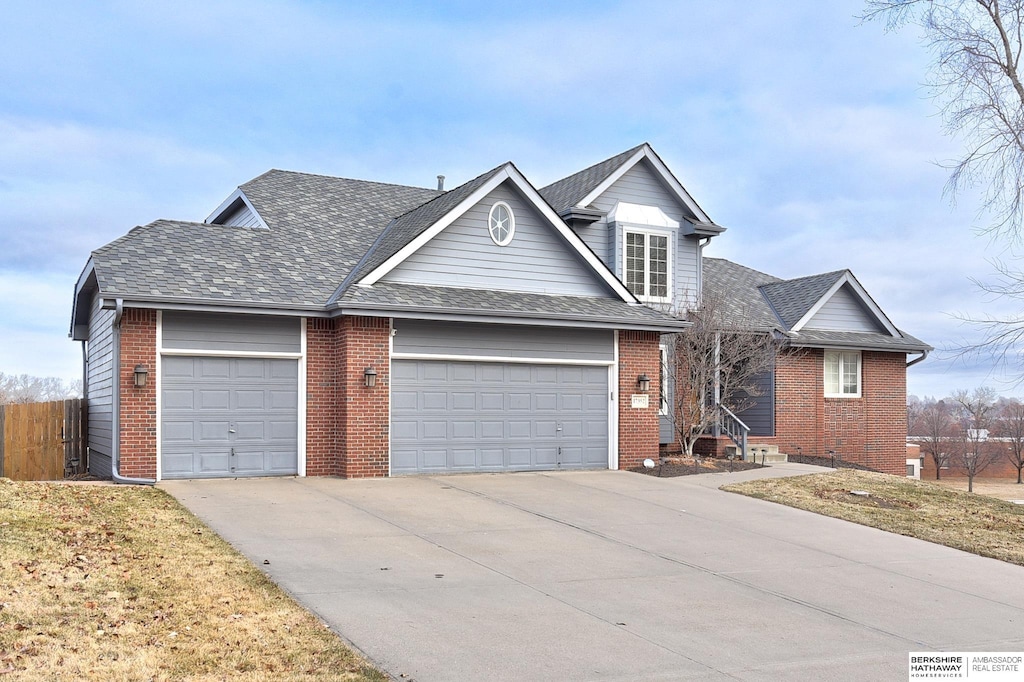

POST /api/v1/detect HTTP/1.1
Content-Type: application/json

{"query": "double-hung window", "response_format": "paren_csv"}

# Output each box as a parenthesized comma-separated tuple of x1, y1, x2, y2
(625, 230, 669, 302)
(824, 351, 861, 397)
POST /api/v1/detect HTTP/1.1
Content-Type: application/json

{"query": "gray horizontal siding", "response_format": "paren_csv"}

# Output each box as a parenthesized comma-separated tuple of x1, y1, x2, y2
(384, 182, 610, 297)
(162, 312, 301, 353)
(393, 319, 613, 362)
(588, 160, 700, 308)
(86, 294, 115, 476)
(734, 370, 775, 438)
(221, 201, 261, 228)
(806, 285, 885, 333)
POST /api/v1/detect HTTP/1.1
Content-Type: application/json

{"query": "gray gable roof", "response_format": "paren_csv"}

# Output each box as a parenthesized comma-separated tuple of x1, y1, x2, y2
(241, 170, 442, 280)
(702, 258, 931, 353)
(340, 163, 508, 292)
(759, 270, 846, 329)
(539, 144, 645, 211)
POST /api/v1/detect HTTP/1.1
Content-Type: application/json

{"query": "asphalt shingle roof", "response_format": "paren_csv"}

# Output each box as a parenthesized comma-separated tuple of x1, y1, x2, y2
(343, 164, 508, 288)
(336, 282, 687, 329)
(759, 270, 846, 329)
(539, 144, 645, 212)
(701, 258, 931, 352)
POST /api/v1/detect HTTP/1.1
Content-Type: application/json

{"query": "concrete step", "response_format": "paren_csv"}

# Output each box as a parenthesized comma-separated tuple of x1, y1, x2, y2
(725, 444, 788, 463)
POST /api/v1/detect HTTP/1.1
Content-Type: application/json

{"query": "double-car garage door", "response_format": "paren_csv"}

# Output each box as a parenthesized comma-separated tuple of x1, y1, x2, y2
(391, 360, 608, 474)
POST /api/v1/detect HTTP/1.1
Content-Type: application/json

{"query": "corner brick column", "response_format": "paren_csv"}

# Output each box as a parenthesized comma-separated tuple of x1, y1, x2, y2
(118, 308, 157, 479)
(304, 318, 341, 476)
(338, 316, 390, 478)
(862, 351, 907, 475)
(618, 330, 661, 469)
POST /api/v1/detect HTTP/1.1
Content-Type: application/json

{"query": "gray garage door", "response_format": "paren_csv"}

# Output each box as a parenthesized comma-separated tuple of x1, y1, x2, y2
(161, 356, 298, 479)
(391, 360, 608, 474)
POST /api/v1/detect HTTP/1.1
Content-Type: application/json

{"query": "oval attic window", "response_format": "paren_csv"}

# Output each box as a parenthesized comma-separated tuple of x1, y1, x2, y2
(488, 201, 515, 246)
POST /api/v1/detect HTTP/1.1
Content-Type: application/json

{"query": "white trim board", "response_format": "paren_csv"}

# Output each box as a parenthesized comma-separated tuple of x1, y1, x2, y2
(391, 352, 614, 366)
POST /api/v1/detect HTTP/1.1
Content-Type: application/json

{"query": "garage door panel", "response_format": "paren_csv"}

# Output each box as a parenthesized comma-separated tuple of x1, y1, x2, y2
(422, 392, 447, 410)
(161, 356, 298, 479)
(235, 390, 266, 410)
(163, 389, 195, 410)
(451, 420, 476, 439)
(199, 390, 230, 410)
(392, 360, 608, 474)
(421, 421, 447, 439)
(199, 358, 230, 378)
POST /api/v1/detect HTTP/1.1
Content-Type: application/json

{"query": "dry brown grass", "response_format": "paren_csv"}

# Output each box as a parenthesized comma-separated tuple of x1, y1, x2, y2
(0, 479, 385, 681)
(926, 477, 1024, 502)
(722, 469, 1024, 567)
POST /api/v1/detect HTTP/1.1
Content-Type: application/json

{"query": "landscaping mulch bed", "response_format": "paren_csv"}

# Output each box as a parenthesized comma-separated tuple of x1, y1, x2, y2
(785, 454, 882, 473)
(630, 458, 767, 477)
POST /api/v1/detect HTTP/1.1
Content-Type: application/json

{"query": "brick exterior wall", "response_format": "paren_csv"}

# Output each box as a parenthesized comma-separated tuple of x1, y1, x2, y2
(303, 316, 391, 478)
(113, 309, 660, 480)
(618, 331, 661, 469)
(336, 316, 390, 478)
(118, 308, 157, 480)
(691, 348, 909, 476)
(305, 318, 341, 476)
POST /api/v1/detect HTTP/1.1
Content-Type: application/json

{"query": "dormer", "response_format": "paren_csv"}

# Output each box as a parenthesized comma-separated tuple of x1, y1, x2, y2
(540, 144, 725, 313)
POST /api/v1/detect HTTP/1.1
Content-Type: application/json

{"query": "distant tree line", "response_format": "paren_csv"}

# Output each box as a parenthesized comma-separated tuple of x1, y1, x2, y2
(908, 388, 1024, 490)
(0, 373, 82, 405)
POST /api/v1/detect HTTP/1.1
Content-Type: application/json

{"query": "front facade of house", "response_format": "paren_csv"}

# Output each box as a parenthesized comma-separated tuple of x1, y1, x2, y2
(71, 144, 929, 481)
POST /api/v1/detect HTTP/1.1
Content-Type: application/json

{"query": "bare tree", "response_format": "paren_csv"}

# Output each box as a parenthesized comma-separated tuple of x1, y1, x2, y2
(952, 386, 1003, 490)
(919, 398, 956, 478)
(0, 373, 82, 404)
(663, 296, 781, 458)
(864, 2, 1024, 374)
(995, 397, 1024, 482)
(864, 0, 1024, 238)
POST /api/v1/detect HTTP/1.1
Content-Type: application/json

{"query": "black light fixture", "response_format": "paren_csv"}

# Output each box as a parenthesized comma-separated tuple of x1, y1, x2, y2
(363, 367, 378, 388)
(637, 374, 651, 392)
(133, 364, 148, 388)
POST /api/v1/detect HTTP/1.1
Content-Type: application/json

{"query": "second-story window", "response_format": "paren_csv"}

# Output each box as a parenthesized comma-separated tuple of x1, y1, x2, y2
(625, 230, 669, 301)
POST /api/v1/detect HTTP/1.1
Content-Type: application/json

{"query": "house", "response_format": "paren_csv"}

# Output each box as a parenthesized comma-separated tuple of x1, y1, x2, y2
(70, 143, 928, 481)
(693, 258, 931, 474)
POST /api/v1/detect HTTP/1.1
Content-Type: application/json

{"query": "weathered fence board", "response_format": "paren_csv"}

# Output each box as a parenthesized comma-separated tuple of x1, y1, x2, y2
(1, 399, 87, 481)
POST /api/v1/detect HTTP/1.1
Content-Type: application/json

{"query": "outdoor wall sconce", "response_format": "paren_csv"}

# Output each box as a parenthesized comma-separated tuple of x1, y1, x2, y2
(637, 374, 651, 392)
(363, 367, 378, 388)
(133, 364, 148, 388)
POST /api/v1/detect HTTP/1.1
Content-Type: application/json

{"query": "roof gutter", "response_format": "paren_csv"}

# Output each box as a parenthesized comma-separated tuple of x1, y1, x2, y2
(907, 349, 930, 368)
(110, 298, 155, 486)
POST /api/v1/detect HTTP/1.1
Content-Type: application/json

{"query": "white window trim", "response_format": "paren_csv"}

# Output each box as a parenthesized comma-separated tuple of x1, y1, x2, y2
(488, 200, 515, 246)
(824, 350, 862, 398)
(621, 226, 672, 304)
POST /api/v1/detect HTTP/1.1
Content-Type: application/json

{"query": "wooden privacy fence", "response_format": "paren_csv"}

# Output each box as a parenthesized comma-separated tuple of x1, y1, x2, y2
(0, 399, 87, 481)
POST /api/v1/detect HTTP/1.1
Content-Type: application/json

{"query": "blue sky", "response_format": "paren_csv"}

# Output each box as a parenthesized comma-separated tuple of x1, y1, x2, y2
(0, 0, 1017, 398)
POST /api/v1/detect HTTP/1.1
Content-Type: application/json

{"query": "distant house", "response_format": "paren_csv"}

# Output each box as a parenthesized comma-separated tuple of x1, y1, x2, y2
(70, 143, 928, 481)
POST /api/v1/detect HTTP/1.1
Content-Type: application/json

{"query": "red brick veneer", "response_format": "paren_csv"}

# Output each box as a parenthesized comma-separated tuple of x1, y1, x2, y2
(618, 331, 661, 469)
(118, 308, 157, 480)
(691, 349, 908, 475)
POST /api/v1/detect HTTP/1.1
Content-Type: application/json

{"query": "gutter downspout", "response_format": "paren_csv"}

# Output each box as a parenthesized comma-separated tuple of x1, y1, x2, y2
(907, 349, 930, 368)
(111, 299, 155, 485)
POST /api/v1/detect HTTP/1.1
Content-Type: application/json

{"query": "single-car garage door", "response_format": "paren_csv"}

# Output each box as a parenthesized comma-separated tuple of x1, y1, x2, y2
(391, 360, 608, 474)
(161, 356, 298, 479)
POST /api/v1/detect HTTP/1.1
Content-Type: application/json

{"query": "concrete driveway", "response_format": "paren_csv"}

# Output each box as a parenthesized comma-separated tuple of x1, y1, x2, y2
(163, 465, 1024, 681)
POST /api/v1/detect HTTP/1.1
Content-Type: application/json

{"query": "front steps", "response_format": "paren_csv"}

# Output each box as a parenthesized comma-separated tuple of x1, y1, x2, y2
(724, 443, 788, 464)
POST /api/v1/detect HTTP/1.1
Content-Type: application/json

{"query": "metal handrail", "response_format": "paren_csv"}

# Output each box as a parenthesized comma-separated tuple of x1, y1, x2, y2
(718, 404, 750, 460)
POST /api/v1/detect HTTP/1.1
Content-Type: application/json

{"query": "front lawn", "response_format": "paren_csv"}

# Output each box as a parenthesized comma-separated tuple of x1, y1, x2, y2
(722, 469, 1024, 567)
(0, 479, 385, 681)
